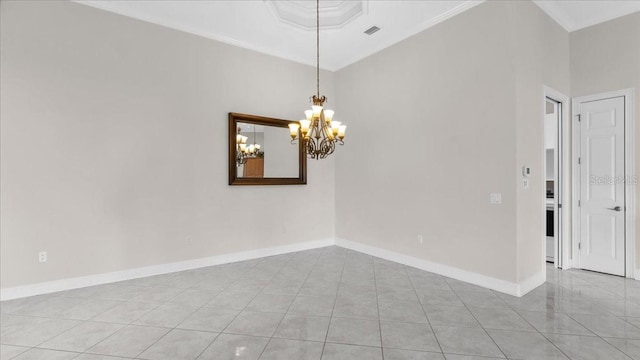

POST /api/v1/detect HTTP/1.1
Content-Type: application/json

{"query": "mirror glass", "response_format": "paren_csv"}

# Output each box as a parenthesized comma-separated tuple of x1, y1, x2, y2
(229, 113, 306, 185)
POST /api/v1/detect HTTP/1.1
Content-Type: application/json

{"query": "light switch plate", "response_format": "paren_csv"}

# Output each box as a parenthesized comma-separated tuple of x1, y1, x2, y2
(490, 193, 502, 204)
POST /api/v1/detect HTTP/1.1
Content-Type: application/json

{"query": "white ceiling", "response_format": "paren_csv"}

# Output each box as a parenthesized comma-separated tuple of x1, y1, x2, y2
(77, 0, 640, 71)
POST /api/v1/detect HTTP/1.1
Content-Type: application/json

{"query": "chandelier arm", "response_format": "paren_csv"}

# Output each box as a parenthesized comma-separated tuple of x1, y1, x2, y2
(306, 138, 318, 159)
(318, 137, 335, 159)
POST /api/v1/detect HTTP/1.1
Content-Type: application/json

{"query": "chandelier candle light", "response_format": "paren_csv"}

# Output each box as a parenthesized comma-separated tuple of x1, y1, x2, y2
(236, 126, 262, 166)
(288, 0, 346, 160)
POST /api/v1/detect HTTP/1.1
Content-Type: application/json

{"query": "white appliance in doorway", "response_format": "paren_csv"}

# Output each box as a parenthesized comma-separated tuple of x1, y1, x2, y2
(545, 100, 558, 263)
(574, 94, 627, 276)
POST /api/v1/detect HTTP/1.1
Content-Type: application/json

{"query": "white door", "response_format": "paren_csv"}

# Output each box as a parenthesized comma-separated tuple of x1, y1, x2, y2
(578, 96, 625, 276)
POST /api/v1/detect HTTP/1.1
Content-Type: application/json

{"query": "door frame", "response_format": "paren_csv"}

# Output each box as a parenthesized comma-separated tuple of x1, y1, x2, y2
(543, 86, 571, 271)
(571, 88, 636, 278)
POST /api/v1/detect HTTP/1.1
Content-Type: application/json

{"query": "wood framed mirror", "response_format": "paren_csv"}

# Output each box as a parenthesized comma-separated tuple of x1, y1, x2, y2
(229, 113, 307, 185)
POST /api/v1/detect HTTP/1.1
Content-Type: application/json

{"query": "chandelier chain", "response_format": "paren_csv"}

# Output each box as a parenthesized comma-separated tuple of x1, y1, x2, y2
(285, 0, 345, 160)
(316, 0, 320, 97)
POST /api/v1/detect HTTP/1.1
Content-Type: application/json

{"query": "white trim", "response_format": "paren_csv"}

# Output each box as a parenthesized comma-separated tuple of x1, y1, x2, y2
(75, 0, 485, 72)
(625, 89, 637, 279)
(572, 97, 581, 270)
(74, 0, 321, 70)
(572, 88, 636, 278)
(0, 238, 334, 301)
(636, 269, 640, 281)
(519, 271, 547, 296)
(544, 86, 571, 271)
(335, 238, 543, 297)
(532, 1, 575, 32)
(332, 0, 485, 70)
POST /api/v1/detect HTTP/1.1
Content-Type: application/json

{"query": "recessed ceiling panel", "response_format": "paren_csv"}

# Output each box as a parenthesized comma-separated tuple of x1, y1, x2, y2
(268, 0, 365, 30)
(76, 0, 639, 71)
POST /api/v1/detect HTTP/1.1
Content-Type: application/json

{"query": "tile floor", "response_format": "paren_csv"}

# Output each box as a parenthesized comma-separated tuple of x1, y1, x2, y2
(1, 246, 640, 359)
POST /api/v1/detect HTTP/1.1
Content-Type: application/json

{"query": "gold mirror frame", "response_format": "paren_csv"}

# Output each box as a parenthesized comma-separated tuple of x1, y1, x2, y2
(228, 113, 307, 185)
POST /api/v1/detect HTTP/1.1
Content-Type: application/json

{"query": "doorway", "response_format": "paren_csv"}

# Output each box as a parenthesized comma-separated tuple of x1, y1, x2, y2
(543, 87, 568, 271)
(544, 98, 561, 267)
(572, 89, 636, 277)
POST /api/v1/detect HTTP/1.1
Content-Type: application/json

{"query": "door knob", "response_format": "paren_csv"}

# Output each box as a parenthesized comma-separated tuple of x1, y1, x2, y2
(607, 206, 622, 211)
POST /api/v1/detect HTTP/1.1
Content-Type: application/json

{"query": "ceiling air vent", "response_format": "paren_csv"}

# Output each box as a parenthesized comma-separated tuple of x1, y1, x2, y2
(364, 26, 380, 35)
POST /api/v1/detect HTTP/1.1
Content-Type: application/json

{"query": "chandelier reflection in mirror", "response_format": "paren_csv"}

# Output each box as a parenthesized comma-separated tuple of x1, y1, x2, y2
(235, 126, 263, 167)
(288, 0, 346, 160)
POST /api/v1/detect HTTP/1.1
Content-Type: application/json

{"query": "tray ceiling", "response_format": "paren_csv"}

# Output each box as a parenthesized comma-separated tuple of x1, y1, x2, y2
(77, 0, 639, 71)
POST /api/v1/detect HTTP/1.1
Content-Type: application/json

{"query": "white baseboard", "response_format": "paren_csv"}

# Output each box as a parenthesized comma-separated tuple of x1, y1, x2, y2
(1, 237, 551, 300)
(518, 271, 546, 297)
(335, 238, 543, 297)
(0, 238, 334, 301)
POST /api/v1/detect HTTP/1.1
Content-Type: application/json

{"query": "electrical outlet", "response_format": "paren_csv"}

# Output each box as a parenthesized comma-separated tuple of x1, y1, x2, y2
(490, 193, 502, 205)
(417, 235, 423, 244)
(38, 251, 47, 263)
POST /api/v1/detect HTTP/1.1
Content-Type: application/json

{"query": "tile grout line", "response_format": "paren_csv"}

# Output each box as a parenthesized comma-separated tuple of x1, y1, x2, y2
(441, 279, 509, 359)
(318, 247, 348, 360)
(123, 257, 268, 359)
(257, 249, 327, 359)
(558, 312, 640, 359)
(500, 293, 574, 360)
(403, 263, 446, 357)
(371, 254, 386, 360)
(213, 255, 296, 360)
(4, 252, 640, 359)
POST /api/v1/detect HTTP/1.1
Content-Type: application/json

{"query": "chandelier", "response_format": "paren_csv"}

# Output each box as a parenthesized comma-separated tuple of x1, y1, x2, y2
(288, 0, 346, 160)
(235, 126, 262, 166)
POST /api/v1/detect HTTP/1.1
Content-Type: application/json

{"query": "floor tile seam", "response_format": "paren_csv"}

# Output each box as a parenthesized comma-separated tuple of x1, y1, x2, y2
(440, 279, 509, 359)
(12, 312, 97, 351)
(440, 349, 508, 359)
(495, 303, 574, 360)
(190, 258, 291, 360)
(0, 312, 86, 327)
(620, 317, 640, 331)
(368, 257, 386, 360)
(81, 322, 203, 359)
(403, 264, 446, 356)
(256, 251, 327, 360)
(0, 297, 51, 315)
(39, 321, 133, 358)
(86, 298, 165, 326)
(499, 292, 569, 334)
(114, 258, 268, 359)
(508, 305, 596, 337)
(537, 330, 637, 360)
(187, 260, 278, 360)
(318, 250, 348, 360)
(1, 346, 32, 360)
(564, 312, 640, 339)
(600, 335, 640, 359)
(4, 347, 83, 359)
(57, 298, 127, 320)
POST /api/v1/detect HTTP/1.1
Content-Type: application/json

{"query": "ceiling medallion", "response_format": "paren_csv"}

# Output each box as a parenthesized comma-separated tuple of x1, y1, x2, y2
(268, 0, 364, 30)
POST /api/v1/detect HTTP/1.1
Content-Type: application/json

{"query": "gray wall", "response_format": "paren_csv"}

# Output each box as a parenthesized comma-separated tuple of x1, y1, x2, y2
(263, 127, 298, 178)
(2, 0, 637, 291)
(335, 1, 570, 283)
(0, 1, 335, 288)
(513, 1, 570, 282)
(569, 12, 640, 270)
